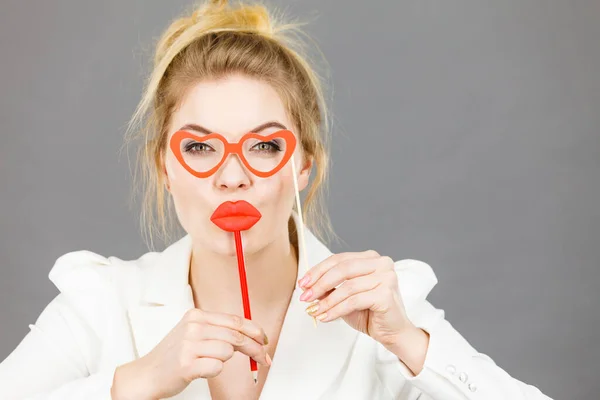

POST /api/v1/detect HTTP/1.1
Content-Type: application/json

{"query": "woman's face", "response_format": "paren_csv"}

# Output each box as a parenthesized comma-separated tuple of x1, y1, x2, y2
(164, 74, 311, 256)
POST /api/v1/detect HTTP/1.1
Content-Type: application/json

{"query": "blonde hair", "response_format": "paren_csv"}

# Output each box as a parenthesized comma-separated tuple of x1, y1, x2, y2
(122, 0, 337, 250)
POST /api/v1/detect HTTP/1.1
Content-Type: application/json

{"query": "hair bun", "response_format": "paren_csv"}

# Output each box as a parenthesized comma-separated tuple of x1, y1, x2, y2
(154, 0, 275, 67)
(189, 0, 274, 36)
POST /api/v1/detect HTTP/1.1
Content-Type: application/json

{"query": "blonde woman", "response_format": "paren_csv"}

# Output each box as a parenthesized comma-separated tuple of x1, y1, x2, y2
(0, 1, 553, 399)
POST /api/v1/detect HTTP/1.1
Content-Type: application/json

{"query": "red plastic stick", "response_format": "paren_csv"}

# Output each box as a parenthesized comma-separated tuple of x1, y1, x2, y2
(234, 230, 258, 382)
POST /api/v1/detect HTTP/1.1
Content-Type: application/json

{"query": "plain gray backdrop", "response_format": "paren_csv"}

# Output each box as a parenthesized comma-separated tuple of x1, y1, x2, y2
(1, 1, 599, 398)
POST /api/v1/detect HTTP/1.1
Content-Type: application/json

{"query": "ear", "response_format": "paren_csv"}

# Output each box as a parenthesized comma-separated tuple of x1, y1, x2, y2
(296, 155, 313, 192)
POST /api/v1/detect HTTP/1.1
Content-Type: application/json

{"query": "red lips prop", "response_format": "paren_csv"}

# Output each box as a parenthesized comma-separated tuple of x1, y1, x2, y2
(210, 200, 262, 383)
(210, 200, 262, 232)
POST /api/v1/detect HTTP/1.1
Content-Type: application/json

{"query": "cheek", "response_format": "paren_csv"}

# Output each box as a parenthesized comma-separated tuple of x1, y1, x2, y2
(265, 170, 296, 202)
(166, 155, 198, 186)
(165, 157, 211, 212)
(165, 156, 191, 185)
(262, 174, 299, 222)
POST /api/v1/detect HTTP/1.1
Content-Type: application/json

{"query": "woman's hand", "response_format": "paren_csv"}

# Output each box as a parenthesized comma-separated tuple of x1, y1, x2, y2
(297, 250, 416, 354)
(111, 308, 270, 400)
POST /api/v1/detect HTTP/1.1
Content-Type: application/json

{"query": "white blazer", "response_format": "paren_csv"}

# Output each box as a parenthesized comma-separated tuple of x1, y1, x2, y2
(0, 212, 553, 400)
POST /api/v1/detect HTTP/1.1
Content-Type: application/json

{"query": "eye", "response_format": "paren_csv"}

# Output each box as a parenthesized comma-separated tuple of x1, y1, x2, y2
(184, 142, 215, 154)
(251, 141, 282, 153)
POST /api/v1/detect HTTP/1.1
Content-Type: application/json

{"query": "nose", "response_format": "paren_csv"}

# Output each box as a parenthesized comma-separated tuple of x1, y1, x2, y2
(214, 153, 251, 190)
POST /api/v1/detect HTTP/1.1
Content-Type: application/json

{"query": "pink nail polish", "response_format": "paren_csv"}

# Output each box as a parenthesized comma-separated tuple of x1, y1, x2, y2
(299, 289, 313, 302)
(298, 275, 310, 287)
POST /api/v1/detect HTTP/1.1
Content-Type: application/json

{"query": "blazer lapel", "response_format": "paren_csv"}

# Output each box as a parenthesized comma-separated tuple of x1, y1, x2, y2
(258, 212, 360, 400)
(127, 234, 196, 360)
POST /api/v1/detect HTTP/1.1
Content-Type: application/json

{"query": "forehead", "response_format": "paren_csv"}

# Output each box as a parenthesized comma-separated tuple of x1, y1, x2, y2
(169, 75, 292, 140)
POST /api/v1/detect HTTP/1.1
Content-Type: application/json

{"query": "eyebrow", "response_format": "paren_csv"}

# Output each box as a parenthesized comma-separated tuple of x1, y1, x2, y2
(178, 121, 288, 135)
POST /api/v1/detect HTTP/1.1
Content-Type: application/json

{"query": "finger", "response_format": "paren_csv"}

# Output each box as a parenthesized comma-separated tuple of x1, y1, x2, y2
(307, 274, 380, 317)
(189, 325, 269, 366)
(315, 289, 334, 301)
(185, 357, 224, 381)
(302, 259, 378, 302)
(298, 250, 379, 289)
(303, 289, 333, 314)
(184, 309, 268, 346)
(186, 324, 242, 343)
(192, 340, 234, 362)
(231, 335, 270, 367)
(315, 287, 384, 323)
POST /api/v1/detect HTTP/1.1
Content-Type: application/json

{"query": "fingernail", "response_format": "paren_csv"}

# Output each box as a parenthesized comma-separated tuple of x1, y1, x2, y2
(266, 353, 272, 367)
(299, 289, 313, 302)
(305, 302, 320, 315)
(316, 313, 328, 321)
(298, 275, 311, 287)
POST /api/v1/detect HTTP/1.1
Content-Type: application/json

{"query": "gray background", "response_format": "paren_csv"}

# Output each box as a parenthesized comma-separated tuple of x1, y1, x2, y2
(1, 0, 599, 398)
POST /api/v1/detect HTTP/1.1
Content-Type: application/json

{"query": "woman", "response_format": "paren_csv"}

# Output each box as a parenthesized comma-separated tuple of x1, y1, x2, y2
(0, 1, 553, 399)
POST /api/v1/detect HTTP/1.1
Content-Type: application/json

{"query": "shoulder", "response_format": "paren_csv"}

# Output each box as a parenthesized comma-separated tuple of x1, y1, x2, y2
(392, 258, 439, 309)
(47, 248, 159, 305)
(22, 250, 161, 364)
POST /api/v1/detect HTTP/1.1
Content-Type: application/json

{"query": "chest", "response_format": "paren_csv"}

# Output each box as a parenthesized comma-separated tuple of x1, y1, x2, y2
(206, 351, 272, 400)
(201, 309, 285, 400)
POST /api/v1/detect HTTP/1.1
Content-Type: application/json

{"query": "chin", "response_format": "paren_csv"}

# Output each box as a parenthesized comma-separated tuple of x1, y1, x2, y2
(200, 227, 263, 258)
(208, 230, 238, 257)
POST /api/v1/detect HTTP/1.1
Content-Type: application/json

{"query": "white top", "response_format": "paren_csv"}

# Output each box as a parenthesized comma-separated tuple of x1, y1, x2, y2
(0, 212, 553, 399)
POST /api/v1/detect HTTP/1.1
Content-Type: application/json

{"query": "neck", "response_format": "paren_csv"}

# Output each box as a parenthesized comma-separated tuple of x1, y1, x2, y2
(189, 229, 299, 315)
